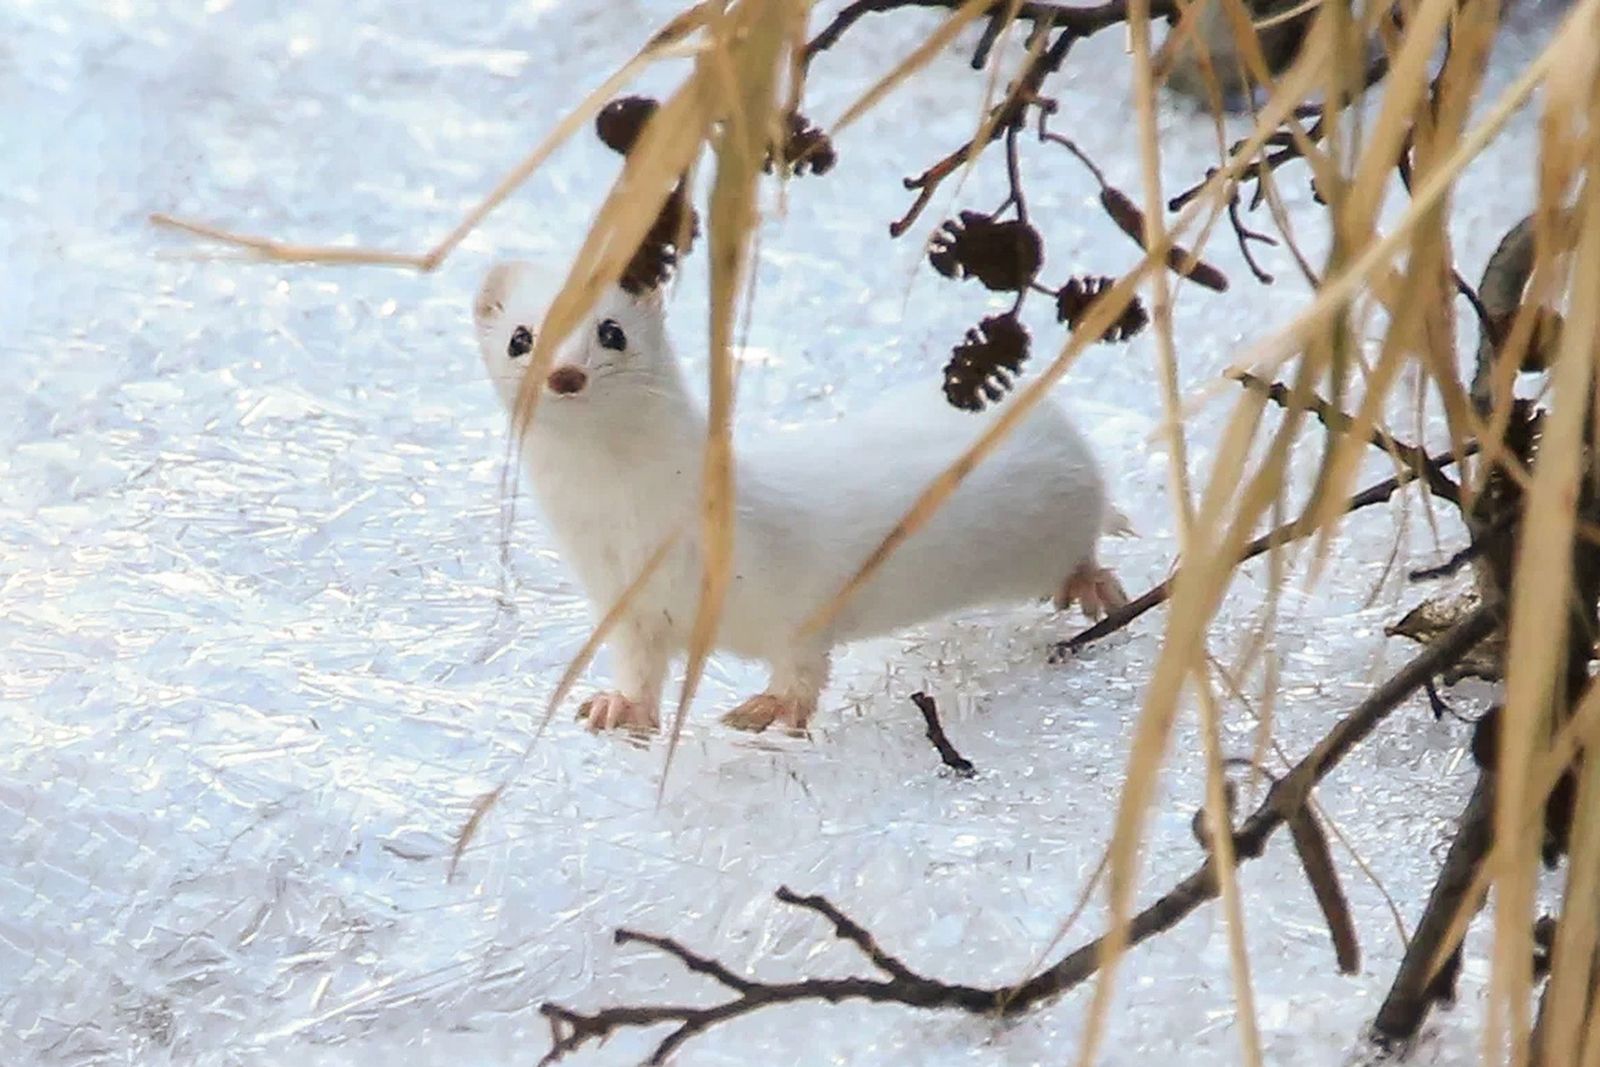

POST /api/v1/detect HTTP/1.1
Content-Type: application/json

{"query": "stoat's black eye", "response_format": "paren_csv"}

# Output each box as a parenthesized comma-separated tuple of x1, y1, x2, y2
(597, 318, 626, 352)
(507, 325, 533, 359)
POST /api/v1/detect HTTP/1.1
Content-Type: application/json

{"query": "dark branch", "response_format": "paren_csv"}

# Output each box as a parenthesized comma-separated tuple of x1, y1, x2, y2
(775, 886, 926, 982)
(806, 0, 1176, 65)
(1370, 775, 1494, 1048)
(539, 606, 1500, 1063)
(1168, 54, 1391, 213)
(1227, 194, 1278, 285)
(1230, 370, 1463, 505)
(910, 692, 977, 775)
(1054, 443, 1475, 657)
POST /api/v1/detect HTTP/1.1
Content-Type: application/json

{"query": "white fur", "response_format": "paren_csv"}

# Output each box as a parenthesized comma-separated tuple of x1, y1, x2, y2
(474, 264, 1126, 731)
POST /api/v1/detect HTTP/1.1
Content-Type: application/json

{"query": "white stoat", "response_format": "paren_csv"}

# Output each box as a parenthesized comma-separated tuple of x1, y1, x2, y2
(474, 263, 1129, 732)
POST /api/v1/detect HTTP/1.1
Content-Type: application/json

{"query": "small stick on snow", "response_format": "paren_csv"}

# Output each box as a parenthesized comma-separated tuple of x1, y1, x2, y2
(536, 605, 1500, 1065)
(910, 692, 977, 777)
(1054, 444, 1474, 658)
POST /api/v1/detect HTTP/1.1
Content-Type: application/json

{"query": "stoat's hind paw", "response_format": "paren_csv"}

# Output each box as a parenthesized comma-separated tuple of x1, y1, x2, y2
(577, 691, 659, 733)
(1055, 563, 1131, 621)
(722, 694, 812, 734)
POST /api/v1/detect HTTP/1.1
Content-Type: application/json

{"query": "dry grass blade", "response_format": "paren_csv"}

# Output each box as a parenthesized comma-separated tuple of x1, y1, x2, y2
(660, 0, 793, 792)
(507, 80, 711, 456)
(1229, 10, 1568, 383)
(543, 532, 685, 737)
(146, 213, 431, 268)
(1422, 671, 1600, 1008)
(1542, 753, 1600, 1064)
(448, 784, 506, 882)
(801, 37, 1336, 642)
(150, 6, 709, 269)
(1010, 845, 1111, 994)
(949, 0, 1042, 199)
(1489, 55, 1600, 1064)
(446, 530, 681, 878)
(1034, 37, 1343, 1062)
(1194, 681, 1266, 1067)
(1073, 0, 1252, 1061)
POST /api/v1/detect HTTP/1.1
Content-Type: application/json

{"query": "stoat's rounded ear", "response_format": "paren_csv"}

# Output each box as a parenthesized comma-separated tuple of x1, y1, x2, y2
(474, 261, 531, 331)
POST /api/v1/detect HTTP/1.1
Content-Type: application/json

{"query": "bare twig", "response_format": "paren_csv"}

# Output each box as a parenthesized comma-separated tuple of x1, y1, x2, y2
(1227, 194, 1278, 285)
(1370, 775, 1495, 1048)
(539, 607, 1500, 1063)
(1167, 54, 1391, 213)
(1229, 370, 1464, 505)
(806, 0, 1175, 64)
(910, 692, 977, 775)
(1288, 804, 1362, 975)
(888, 31, 1072, 237)
(1053, 445, 1474, 657)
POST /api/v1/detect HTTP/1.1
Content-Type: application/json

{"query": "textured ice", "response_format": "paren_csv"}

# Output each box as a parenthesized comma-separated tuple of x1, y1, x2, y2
(0, 1, 1568, 1064)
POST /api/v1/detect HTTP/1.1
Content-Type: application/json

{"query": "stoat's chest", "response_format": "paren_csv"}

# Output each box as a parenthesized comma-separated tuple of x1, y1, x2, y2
(521, 416, 701, 607)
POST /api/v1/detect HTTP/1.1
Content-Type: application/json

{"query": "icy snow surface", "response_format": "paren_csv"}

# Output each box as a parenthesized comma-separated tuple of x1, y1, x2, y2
(0, 1, 1569, 1064)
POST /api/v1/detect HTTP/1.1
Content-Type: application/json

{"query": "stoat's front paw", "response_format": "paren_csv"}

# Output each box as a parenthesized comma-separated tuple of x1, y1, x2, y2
(577, 691, 659, 733)
(722, 694, 812, 734)
(1056, 563, 1131, 621)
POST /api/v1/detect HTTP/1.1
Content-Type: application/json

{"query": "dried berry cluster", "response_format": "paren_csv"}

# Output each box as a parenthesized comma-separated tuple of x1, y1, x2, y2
(929, 212, 1041, 291)
(595, 95, 658, 154)
(595, 96, 700, 293)
(766, 111, 837, 176)
(597, 96, 834, 291)
(925, 206, 1154, 411)
(1055, 276, 1149, 342)
(943, 313, 1029, 412)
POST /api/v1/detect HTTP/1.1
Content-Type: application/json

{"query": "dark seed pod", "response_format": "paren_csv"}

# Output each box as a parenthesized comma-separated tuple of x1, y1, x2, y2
(1054, 275, 1149, 343)
(620, 183, 700, 294)
(1099, 187, 1146, 242)
(766, 111, 837, 176)
(596, 96, 659, 155)
(928, 212, 1042, 292)
(943, 313, 1029, 412)
(1096, 187, 1230, 292)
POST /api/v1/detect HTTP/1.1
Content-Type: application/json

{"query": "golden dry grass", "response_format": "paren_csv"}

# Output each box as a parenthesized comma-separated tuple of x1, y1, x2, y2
(155, 0, 1600, 1059)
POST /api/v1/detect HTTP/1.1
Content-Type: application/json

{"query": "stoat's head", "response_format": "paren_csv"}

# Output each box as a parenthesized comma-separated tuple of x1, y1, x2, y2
(473, 262, 674, 413)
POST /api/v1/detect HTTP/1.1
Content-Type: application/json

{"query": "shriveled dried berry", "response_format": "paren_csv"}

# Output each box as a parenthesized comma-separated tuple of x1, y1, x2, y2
(928, 212, 1041, 292)
(1055, 275, 1149, 343)
(597, 96, 660, 155)
(765, 111, 837, 176)
(621, 183, 700, 294)
(943, 312, 1029, 412)
(1096, 186, 1229, 292)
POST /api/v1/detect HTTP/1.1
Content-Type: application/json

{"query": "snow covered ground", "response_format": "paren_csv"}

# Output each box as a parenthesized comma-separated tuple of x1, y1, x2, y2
(0, 1, 1567, 1063)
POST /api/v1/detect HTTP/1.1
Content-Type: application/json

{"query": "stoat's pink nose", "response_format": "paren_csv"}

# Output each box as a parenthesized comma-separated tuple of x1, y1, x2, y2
(546, 366, 588, 395)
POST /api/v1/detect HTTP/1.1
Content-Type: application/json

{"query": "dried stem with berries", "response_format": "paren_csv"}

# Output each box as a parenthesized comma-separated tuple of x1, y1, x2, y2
(148, 0, 1600, 1063)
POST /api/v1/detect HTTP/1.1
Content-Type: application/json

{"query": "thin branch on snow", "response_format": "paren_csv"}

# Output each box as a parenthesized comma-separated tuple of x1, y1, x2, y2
(910, 692, 977, 775)
(1228, 371, 1464, 505)
(1054, 443, 1474, 657)
(538, 606, 1501, 1063)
